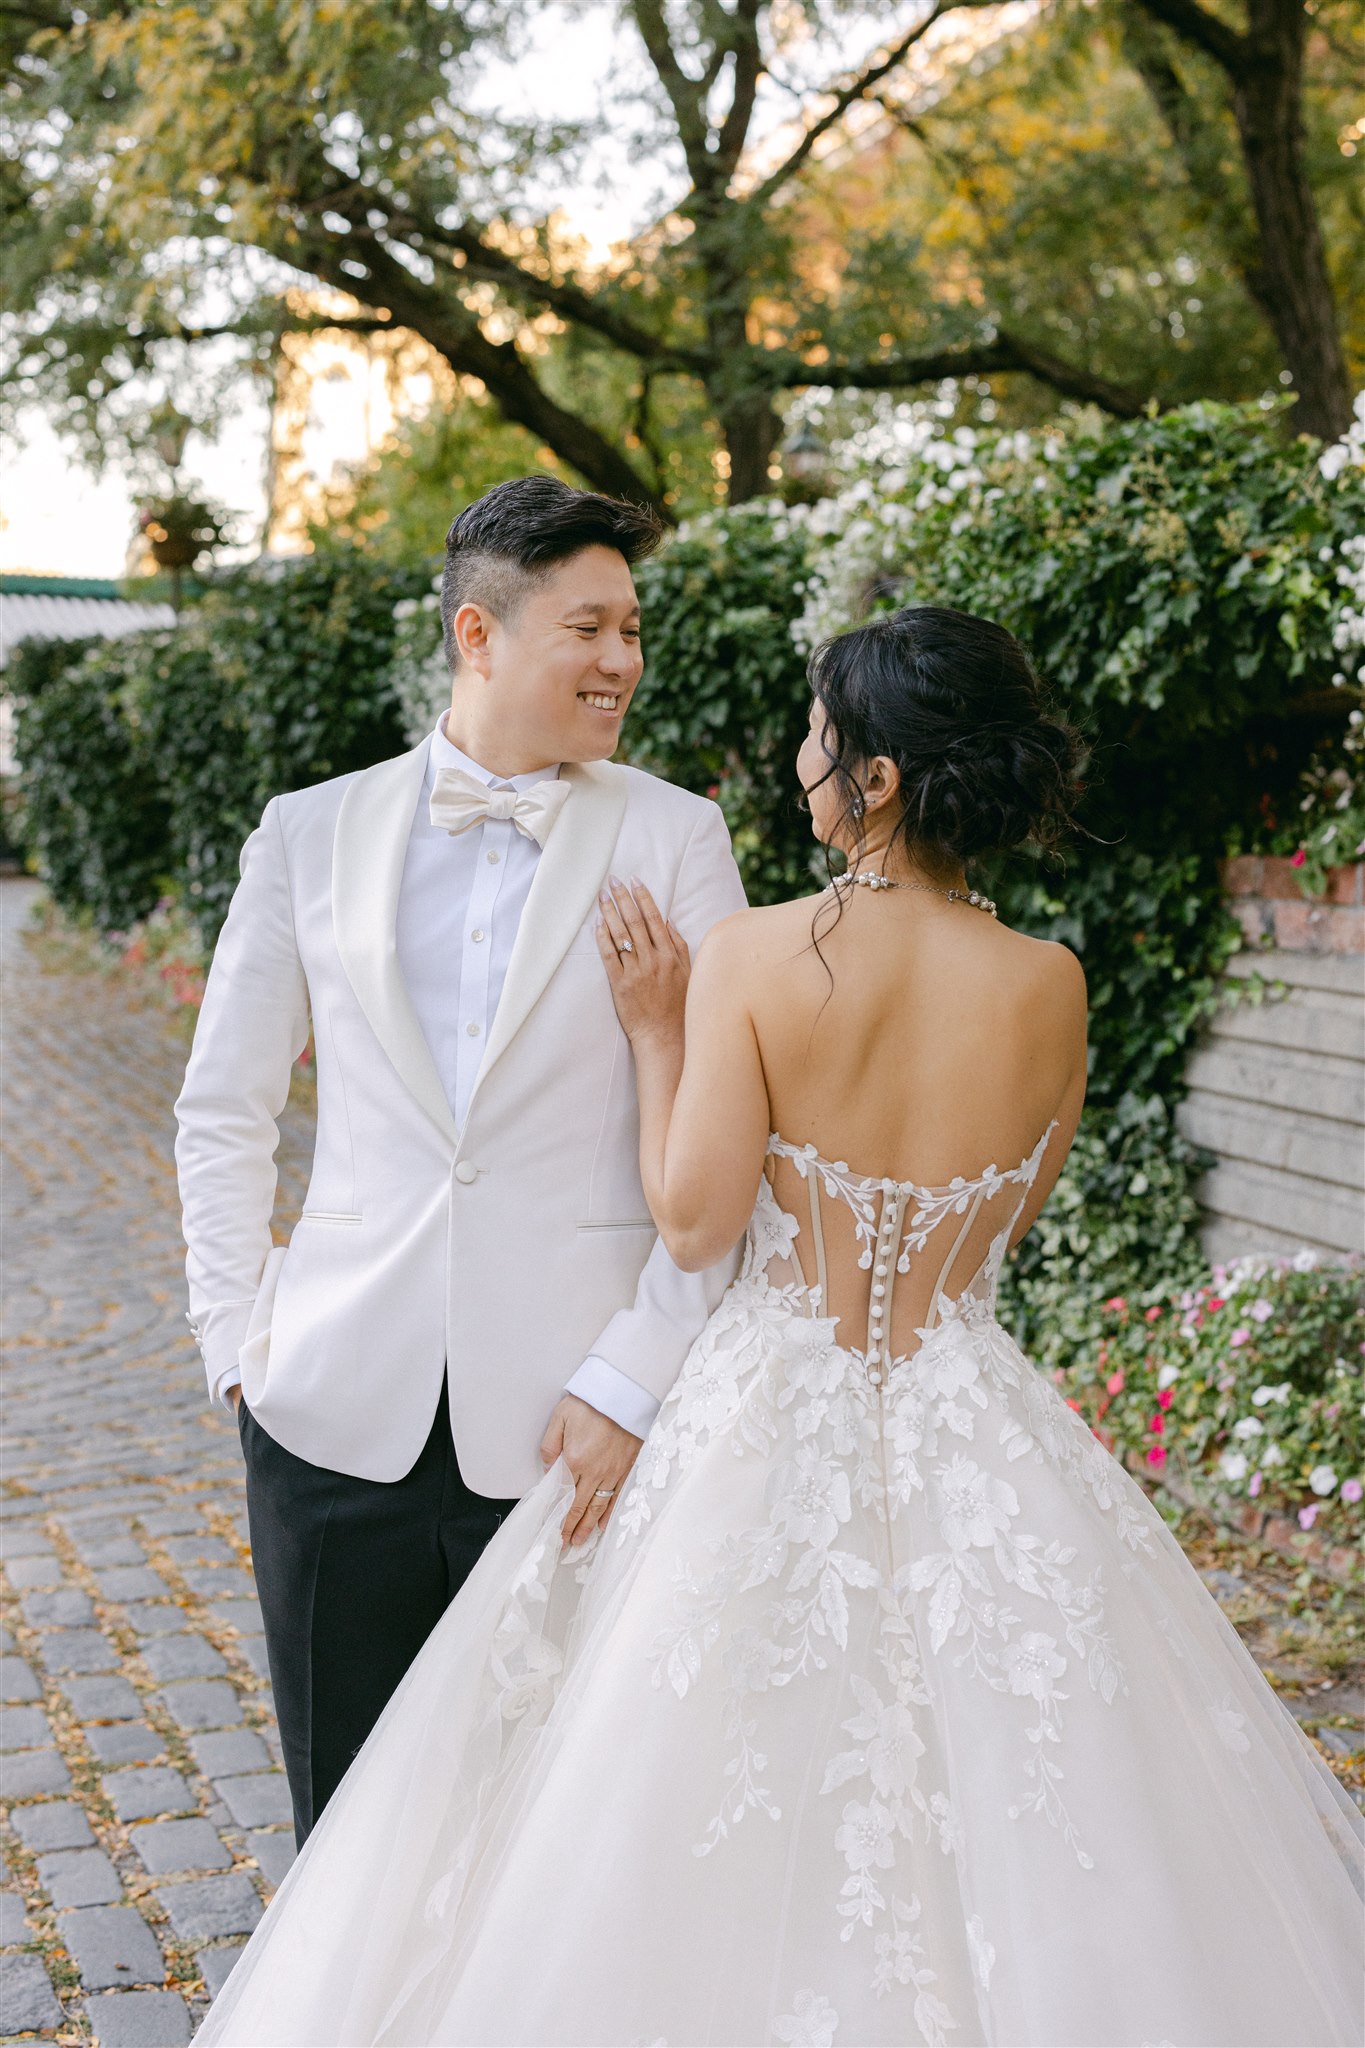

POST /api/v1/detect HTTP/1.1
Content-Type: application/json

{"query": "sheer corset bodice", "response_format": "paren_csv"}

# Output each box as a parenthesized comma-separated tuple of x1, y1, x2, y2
(752, 1120, 1058, 1384)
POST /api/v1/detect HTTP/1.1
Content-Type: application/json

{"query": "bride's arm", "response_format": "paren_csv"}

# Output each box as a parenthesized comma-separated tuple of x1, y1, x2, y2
(597, 881, 769, 1272)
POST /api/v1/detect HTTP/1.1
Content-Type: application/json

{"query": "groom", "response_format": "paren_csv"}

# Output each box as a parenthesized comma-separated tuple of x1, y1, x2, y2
(174, 476, 747, 1843)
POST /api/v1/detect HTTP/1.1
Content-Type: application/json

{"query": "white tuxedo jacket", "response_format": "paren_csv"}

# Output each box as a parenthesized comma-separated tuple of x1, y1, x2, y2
(174, 740, 747, 1494)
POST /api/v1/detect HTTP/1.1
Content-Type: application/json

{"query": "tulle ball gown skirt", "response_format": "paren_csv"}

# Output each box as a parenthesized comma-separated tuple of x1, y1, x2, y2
(196, 1260, 1364, 2045)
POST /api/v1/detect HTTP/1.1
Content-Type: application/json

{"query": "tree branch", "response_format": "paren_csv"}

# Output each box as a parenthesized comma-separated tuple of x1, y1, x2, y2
(784, 333, 1149, 416)
(630, 0, 714, 187)
(398, 210, 706, 373)
(1125, 0, 1247, 75)
(715, 0, 764, 173)
(747, 0, 988, 211)
(287, 228, 667, 513)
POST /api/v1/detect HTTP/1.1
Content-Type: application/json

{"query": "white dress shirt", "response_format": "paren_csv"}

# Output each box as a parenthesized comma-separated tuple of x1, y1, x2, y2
(215, 716, 661, 1441)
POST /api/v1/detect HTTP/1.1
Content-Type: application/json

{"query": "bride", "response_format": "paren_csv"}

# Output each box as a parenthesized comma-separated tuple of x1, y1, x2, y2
(197, 604, 1363, 2048)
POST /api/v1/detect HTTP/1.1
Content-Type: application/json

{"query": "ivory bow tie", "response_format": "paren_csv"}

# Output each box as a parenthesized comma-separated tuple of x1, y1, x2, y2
(429, 765, 571, 849)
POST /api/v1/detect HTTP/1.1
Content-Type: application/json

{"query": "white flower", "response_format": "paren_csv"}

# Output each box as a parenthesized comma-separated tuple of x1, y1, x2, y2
(774, 1990, 839, 2047)
(1157, 1363, 1181, 1391)
(931, 1455, 1019, 1552)
(724, 1628, 784, 1694)
(767, 1443, 851, 1549)
(1291, 1248, 1320, 1272)
(1309, 1465, 1338, 1496)
(839, 1678, 925, 1800)
(999, 1630, 1067, 1702)
(1218, 1451, 1248, 1483)
(1251, 1382, 1292, 1408)
(1261, 1443, 1285, 1468)
(834, 1798, 897, 1873)
(1231, 1416, 1264, 1440)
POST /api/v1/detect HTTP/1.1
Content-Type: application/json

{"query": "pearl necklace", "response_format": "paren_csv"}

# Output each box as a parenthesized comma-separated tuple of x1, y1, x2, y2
(838, 872, 998, 917)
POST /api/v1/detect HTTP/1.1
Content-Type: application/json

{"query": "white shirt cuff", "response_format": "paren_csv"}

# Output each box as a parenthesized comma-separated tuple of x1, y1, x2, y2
(213, 1367, 242, 1412)
(565, 1355, 661, 1439)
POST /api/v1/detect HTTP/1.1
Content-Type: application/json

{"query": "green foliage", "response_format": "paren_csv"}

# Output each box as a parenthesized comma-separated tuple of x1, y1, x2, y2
(1059, 1257, 1365, 1548)
(9, 632, 173, 932)
(1000, 1093, 1211, 1374)
(629, 506, 819, 903)
(12, 549, 423, 942)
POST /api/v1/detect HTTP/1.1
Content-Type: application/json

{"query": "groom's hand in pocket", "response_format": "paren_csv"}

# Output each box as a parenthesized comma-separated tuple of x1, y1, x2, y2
(540, 1395, 641, 1550)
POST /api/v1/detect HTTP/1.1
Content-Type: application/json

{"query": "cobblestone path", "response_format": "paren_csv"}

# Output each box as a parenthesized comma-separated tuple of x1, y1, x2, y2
(2, 875, 1360, 2045)
(2, 881, 311, 2045)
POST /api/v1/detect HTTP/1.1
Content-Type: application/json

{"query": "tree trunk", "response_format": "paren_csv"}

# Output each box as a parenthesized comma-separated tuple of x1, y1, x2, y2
(1231, 0, 1351, 441)
(721, 389, 781, 504)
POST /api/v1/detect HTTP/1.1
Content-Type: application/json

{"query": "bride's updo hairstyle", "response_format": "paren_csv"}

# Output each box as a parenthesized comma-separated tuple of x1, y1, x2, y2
(808, 604, 1083, 870)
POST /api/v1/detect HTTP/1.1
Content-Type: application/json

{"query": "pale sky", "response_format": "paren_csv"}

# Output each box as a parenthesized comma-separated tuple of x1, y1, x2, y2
(0, 4, 1023, 578)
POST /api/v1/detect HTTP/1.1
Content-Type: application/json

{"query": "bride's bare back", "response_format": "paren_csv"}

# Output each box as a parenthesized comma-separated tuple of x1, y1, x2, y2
(650, 883, 1087, 1369)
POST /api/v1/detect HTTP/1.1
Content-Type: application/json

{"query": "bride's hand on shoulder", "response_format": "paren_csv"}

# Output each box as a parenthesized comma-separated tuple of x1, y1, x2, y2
(596, 878, 690, 1047)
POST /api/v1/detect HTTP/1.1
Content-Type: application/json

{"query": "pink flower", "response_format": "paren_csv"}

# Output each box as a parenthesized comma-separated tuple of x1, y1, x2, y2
(1229, 1326, 1251, 1349)
(1289, 848, 1306, 868)
(1297, 1504, 1319, 1531)
(1249, 1299, 1274, 1324)
(1065, 1398, 1082, 1413)
(1104, 1296, 1128, 1314)
(1156, 1388, 1174, 1410)
(1248, 1472, 1263, 1497)
(1207, 1297, 1227, 1314)
(1146, 1445, 1167, 1467)
(1149, 1413, 1164, 1436)
(1144, 1305, 1163, 1323)
(1341, 1479, 1363, 1505)
(1106, 1370, 1125, 1395)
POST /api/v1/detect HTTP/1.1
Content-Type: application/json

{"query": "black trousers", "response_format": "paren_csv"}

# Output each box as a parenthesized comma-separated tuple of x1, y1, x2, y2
(238, 1382, 518, 1846)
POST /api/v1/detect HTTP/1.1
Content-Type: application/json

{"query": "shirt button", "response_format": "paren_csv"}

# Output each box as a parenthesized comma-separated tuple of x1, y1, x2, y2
(486, 849, 500, 865)
(454, 1162, 478, 1185)
(471, 929, 486, 943)
(466, 1021, 481, 1037)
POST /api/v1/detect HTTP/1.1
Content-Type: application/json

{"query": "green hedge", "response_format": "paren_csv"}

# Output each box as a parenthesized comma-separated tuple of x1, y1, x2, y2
(13, 551, 425, 941)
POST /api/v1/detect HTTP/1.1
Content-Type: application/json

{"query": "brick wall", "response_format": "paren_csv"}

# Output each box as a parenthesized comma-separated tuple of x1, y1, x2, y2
(1221, 854, 1364, 955)
(1175, 860, 1363, 1264)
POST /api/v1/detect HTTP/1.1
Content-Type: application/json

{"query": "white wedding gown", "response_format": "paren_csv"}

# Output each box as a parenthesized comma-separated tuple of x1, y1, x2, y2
(198, 1124, 1363, 2048)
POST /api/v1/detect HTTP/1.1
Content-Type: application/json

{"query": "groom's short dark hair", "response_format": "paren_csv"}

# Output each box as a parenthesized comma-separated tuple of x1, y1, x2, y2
(441, 475, 664, 666)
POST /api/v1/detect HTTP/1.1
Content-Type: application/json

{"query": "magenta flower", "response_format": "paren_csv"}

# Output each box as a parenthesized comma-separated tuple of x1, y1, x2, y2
(1106, 1370, 1125, 1395)
(1156, 1388, 1174, 1411)
(1146, 1445, 1167, 1468)
(1248, 1472, 1263, 1498)
(1289, 848, 1306, 868)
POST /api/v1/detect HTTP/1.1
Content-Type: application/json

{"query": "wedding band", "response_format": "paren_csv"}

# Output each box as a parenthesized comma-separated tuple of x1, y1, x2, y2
(593, 1487, 615, 1498)
(619, 940, 633, 953)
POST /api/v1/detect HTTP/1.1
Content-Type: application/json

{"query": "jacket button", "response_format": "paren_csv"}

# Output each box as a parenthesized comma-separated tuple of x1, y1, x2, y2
(454, 1162, 479, 1185)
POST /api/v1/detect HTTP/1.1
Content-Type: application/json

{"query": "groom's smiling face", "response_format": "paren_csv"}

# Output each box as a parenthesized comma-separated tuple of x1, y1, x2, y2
(449, 544, 644, 771)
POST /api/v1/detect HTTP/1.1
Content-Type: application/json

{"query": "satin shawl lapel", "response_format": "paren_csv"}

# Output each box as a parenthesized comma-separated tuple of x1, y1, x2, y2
(332, 740, 460, 1148)
(467, 758, 628, 1116)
